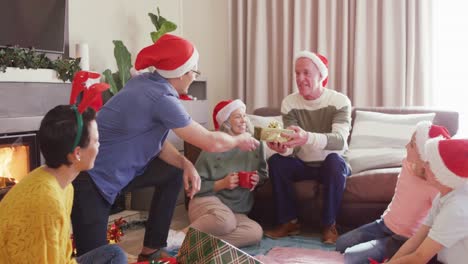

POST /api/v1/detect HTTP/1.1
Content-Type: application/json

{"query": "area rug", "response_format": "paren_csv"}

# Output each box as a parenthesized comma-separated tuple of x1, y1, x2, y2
(241, 235, 336, 256)
(240, 235, 343, 264)
(255, 247, 344, 264)
(164, 233, 343, 263)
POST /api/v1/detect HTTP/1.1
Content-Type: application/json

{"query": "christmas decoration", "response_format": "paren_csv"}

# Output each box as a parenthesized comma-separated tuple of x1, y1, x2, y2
(177, 227, 261, 264)
(253, 126, 293, 143)
(71, 218, 142, 256)
(135, 34, 199, 79)
(107, 217, 127, 244)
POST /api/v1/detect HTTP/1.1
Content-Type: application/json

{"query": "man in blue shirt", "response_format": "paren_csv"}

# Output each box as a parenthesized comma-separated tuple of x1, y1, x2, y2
(71, 34, 259, 262)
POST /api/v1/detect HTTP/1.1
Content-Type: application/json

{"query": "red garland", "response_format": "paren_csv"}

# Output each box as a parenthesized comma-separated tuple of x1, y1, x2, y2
(71, 217, 128, 255)
(107, 217, 127, 243)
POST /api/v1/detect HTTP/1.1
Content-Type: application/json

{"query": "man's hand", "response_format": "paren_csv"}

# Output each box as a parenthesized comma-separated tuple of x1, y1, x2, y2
(236, 133, 260, 151)
(250, 171, 260, 191)
(283, 125, 308, 148)
(183, 159, 201, 199)
(267, 141, 288, 154)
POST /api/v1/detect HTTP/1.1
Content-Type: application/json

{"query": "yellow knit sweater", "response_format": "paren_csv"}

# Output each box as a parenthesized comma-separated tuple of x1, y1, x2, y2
(0, 167, 76, 264)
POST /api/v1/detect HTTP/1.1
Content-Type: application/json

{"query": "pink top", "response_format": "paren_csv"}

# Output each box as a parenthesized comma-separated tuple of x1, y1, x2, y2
(382, 159, 439, 238)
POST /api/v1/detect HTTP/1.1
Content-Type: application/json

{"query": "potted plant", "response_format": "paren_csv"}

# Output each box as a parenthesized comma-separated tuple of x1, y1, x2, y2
(102, 7, 177, 97)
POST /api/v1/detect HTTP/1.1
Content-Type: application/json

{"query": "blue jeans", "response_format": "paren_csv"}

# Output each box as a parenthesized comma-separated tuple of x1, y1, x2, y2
(335, 219, 407, 264)
(268, 153, 350, 226)
(76, 244, 127, 264)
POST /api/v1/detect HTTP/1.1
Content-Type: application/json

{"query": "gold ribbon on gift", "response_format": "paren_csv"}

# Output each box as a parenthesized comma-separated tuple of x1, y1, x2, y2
(253, 127, 293, 143)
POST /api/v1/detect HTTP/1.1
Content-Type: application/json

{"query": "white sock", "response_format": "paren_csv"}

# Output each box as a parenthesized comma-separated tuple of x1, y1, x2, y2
(166, 229, 186, 251)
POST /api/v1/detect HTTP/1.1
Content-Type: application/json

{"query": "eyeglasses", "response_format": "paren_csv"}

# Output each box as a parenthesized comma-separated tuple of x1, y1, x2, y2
(191, 69, 201, 78)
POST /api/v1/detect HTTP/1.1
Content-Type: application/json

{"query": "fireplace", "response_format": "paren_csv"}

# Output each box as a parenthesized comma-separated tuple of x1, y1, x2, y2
(0, 79, 71, 200)
(0, 132, 40, 200)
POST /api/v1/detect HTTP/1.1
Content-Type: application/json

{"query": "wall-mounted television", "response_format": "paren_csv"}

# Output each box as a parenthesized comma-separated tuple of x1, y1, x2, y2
(0, 0, 66, 54)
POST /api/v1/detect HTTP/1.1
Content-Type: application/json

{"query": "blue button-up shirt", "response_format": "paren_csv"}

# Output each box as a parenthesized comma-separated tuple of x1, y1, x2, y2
(88, 72, 191, 203)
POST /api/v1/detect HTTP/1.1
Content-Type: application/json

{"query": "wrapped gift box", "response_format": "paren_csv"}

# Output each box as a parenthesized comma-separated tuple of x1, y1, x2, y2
(253, 126, 293, 143)
(177, 227, 262, 264)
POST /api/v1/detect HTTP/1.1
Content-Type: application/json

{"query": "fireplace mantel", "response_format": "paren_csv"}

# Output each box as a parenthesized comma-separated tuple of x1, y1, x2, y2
(0, 67, 69, 83)
(0, 77, 71, 134)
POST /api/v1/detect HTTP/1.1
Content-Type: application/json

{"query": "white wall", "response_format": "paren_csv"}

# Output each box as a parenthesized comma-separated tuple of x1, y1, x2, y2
(69, 0, 230, 128)
(68, 0, 182, 73)
(181, 0, 231, 117)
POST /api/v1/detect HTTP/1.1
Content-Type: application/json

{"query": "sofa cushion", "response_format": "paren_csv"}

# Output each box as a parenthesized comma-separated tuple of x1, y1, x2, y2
(343, 167, 401, 203)
(346, 148, 406, 174)
(349, 110, 435, 149)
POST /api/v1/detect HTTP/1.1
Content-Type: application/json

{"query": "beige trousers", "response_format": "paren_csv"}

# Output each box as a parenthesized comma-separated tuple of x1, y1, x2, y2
(188, 196, 263, 247)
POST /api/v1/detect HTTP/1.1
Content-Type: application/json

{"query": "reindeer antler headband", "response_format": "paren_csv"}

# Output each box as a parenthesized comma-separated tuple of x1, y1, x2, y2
(69, 70, 110, 151)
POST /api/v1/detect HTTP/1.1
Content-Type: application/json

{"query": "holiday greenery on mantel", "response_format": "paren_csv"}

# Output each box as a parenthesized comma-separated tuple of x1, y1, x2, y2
(0, 46, 81, 82)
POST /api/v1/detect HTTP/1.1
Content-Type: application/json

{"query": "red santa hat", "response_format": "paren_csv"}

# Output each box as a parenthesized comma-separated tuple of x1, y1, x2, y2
(295, 51, 329, 87)
(135, 34, 199, 78)
(415, 121, 451, 161)
(212, 99, 246, 130)
(425, 138, 468, 189)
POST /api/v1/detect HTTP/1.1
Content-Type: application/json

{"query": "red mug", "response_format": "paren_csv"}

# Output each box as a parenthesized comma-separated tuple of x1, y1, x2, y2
(238, 171, 255, 189)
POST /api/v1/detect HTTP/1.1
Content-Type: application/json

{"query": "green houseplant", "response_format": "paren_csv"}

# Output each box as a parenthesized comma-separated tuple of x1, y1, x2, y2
(103, 7, 177, 96)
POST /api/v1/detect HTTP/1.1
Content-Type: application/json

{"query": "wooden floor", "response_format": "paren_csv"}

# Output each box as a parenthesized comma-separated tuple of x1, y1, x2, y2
(117, 204, 189, 261)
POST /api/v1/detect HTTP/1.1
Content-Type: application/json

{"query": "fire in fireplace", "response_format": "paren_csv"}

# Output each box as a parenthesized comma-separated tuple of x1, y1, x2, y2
(0, 145, 29, 182)
(0, 132, 40, 200)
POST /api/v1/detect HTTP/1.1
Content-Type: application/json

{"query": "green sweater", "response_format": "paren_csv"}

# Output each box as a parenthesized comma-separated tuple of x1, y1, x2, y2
(194, 143, 268, 214)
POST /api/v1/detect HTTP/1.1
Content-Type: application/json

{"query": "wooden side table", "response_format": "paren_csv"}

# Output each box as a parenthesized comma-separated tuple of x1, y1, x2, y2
(183, 141, 203, 209)
(184, 141, 202, 164)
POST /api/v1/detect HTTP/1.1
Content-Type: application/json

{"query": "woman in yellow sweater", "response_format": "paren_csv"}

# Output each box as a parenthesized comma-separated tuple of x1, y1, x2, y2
(0, 104, 126, 263)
